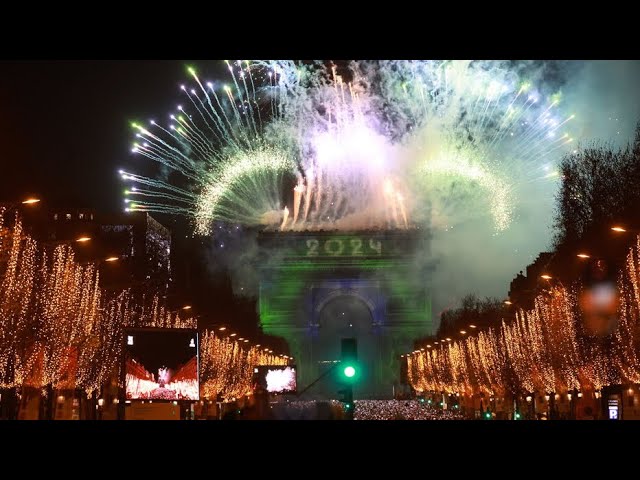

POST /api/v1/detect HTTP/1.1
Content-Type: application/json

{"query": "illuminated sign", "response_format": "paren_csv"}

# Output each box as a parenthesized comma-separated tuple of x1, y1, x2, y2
(305, 237, 382, 257)
(254, 365, 297, 394)
(258, 231, 422, 261)
(608, 399, 619, 420)
(124, 329, 199, 401)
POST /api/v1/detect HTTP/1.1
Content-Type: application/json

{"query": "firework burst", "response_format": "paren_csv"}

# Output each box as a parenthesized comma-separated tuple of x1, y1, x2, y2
(121, 61, 574, 235)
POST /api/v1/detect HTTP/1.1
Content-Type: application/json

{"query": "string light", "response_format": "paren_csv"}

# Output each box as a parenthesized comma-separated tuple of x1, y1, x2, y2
(407, 233, 640, 402)
(199, 330, 287, 402)
(0, 211, 288, 403)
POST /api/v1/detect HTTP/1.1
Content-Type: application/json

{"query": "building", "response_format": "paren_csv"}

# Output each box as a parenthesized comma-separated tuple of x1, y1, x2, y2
(258, 229, 433, 399)
(508, 252, 553, 309)
(99, 212, 172, 292)
(6, 205, 172, 293)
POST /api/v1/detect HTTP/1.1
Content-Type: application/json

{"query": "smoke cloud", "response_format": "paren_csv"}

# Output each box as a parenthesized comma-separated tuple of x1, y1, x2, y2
(131, 60, 640, 331)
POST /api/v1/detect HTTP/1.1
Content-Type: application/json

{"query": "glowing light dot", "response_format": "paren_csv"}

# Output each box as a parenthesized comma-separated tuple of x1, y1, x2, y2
(344, 366, 356, 378)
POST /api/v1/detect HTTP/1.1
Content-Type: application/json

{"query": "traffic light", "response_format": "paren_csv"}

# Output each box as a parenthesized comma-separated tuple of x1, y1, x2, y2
(514, 412, 521, 420)
(340, 338, 358, 381)
(338, 338, 358, 419)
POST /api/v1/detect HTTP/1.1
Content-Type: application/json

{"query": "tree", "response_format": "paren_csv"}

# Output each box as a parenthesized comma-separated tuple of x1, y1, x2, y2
(554, 122, 640, 250)
(437, 295, 504, 338)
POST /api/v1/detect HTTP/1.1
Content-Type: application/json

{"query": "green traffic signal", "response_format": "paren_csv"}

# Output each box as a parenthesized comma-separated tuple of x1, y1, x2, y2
(344, 365, 356, 378)
(515, 412, 521, 419)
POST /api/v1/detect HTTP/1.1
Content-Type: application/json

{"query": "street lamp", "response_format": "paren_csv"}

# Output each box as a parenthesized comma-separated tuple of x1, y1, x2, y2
(504, 300, 513, 305)
(611, 226, 626, 233)
(182, 305, 192, 310)
(1, 197, 41, 226)
(577, 253, 590, 259)
(75, 237, 91, 243)
(541, 274, 552, 280)
(77, 256, 122, 268)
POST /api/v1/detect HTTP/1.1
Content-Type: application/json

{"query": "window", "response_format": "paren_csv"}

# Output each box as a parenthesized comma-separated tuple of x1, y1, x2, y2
(79, 213, 84, 220)
(66, 214, 71, 220)
(53, 214, 58, 220)
(90, 214, 94, 220)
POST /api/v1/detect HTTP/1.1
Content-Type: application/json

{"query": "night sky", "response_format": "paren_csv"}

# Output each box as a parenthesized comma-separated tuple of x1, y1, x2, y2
(0, 61, 225, 211)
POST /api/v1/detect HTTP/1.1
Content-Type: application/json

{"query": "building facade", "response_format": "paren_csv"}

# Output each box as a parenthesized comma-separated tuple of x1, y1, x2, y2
(258, 230, 432, 399)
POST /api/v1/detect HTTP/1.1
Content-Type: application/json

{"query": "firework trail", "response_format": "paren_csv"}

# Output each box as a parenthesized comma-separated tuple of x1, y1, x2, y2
(121, 61, 574, 235)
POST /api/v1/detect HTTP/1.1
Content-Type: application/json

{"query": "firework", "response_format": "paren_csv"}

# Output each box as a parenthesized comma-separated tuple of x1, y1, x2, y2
(121, 61, 573, 234)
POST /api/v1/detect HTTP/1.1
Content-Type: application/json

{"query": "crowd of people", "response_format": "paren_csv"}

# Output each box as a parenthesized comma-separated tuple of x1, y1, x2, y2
(266, 399, 464, 420)
(353, 400, 464, 420)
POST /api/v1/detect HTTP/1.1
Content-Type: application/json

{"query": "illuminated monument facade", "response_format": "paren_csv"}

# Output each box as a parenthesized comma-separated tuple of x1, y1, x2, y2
(258, 230, 432, 399)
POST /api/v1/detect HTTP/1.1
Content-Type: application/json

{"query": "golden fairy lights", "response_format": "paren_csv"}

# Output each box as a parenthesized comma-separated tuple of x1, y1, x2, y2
(407, 234, 640, 398)
(199, 331, 287, 402)
(0, 213, 286, 400)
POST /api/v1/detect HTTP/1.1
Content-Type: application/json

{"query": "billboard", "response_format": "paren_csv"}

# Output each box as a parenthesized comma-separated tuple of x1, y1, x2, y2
(254, 365, 297, 394)
(124, 329, 199, 401)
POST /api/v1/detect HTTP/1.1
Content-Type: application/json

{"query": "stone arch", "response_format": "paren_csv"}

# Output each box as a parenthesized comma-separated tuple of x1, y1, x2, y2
(312, 287, 377, 327)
